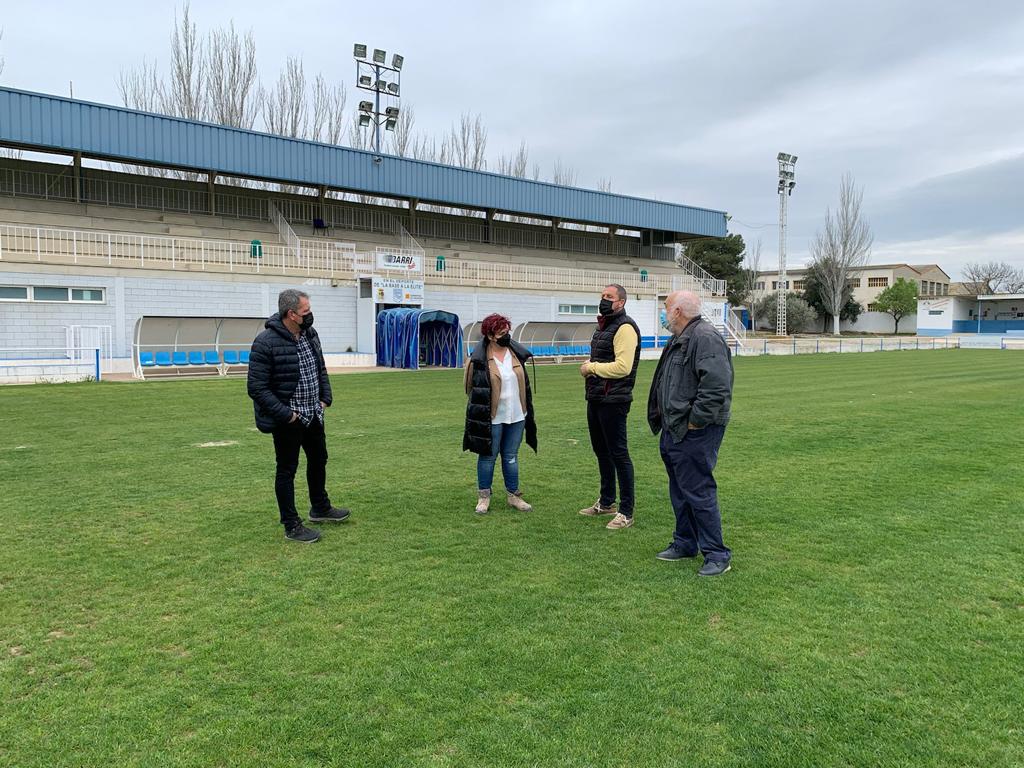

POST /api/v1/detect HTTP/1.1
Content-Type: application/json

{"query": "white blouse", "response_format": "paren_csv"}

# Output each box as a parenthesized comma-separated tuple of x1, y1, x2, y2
(492, 351, 526, 425)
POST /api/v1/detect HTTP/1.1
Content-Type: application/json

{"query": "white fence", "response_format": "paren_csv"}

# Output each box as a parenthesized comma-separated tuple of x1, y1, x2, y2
(727, 336, 961, 356)
(0, 222, 727, 298)
(0, 346, 103, 384)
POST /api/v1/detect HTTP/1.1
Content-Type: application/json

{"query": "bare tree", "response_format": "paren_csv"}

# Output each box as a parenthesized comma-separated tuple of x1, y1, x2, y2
(310, 74, 347, 145)
(206, 22, 261, 129)
(388, 104, 415, 157)
(0, 28, 6, 79)
(163, 3, 206, 120)
(743, 238, 763, 331)
(597, 177, 613, 192)
(551, 159, 578, 187)
(962, 261, 1024, 294)
(808, 173, 874, 335)
(118, 58, 163, 113)
(446, 113, 487, 170)
(496, 141, 529, 178)
(263, 57, 308, 138)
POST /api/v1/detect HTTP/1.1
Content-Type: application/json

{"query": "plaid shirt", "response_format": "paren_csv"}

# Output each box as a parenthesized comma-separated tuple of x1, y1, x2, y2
(290, 333, 324, 425)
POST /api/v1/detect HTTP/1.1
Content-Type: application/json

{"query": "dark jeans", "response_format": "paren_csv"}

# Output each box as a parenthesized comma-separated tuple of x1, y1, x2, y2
(659, 425, 731, 562)
(587, 401, 635, 517)
(271, 417, 331, 527)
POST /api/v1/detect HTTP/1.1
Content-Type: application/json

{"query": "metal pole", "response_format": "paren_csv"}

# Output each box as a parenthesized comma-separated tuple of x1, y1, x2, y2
(777, 190, 787, 335)
(94, 347, 101, 381)
(374, 64, 382, 154)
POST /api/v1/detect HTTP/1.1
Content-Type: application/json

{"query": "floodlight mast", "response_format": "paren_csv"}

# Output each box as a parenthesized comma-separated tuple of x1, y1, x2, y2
(353, 43, 404, 154)
(776, 152, 797, 335)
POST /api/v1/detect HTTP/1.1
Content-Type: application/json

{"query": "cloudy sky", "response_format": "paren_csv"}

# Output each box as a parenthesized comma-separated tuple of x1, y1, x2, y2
(2, 0, 1023, 279)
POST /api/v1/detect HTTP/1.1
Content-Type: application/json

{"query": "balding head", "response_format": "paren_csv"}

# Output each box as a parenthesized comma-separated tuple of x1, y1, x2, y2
(664, 290, 702, 335)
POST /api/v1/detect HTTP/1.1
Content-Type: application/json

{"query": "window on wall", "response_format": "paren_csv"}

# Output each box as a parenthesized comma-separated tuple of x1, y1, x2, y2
(868, 303, 882, 312)
(928, 310, 943, 316)
(771, 281, 790, 290)
(847, 278, 862, 288)
(558, 304, 600, 315)
(793, 280, 806, 290)
(868, 277, 889, 287)
(0, 286, 30, 300)
(0, 286, 106, 303)
(755, 281, 765, 290)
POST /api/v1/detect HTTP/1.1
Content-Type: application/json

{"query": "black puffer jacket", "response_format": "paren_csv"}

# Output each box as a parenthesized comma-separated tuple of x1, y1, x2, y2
(247, 313, 333, 433)
(462, 338, 538, 456)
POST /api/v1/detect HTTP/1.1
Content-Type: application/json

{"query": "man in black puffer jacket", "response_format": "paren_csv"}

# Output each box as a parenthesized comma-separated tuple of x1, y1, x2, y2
(248, 289, 350, 543)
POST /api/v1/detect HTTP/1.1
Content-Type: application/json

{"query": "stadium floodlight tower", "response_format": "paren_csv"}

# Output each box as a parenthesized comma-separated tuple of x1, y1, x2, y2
(776, 152, 797, 336)
(353, 44, 404, 154)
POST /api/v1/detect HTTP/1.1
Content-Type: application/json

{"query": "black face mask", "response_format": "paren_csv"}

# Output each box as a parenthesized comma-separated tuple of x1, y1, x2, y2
(298, 311, 314, 330)
(599, 298, 615, 316)
(496, 334, 512, 347)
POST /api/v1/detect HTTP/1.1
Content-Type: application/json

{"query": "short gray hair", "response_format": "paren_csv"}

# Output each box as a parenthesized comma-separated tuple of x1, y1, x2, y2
(605, 283, 627, 302)
(278, 289, 309, 316)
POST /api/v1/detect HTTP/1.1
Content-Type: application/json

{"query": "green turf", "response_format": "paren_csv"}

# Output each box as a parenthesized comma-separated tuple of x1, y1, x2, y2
(1, 350, 1022, 767)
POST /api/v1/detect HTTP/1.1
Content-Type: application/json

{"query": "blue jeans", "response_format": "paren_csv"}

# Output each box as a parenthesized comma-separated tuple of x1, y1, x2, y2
(659, 425, 731, 562)
(477, 420, 525, 492)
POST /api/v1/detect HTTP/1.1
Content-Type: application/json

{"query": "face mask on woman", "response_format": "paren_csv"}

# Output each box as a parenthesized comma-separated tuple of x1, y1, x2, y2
(496, 333, 512, 347)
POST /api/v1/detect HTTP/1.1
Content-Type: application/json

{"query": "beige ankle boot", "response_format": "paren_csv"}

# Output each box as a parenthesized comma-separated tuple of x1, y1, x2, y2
(475, 489, 492, 514)
(507, 490, 533, 512)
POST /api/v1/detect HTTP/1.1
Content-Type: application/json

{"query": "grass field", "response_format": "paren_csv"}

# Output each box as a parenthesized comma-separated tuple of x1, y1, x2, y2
(1, 350, 1022, 767)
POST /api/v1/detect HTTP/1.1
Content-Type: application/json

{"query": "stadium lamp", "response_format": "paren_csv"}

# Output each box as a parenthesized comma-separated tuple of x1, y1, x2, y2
(373, 48, 386, 64)
(376, 79, 388, 91)
(387, 82, 400, 95)
(385, 106, 400, 118)
(391, 54, 404, 70)
(358, 114, 371, 128)
(358, 75, 372, 87)
(354, 43, 367, 59)
(385, 117, 397, 131)
(359, 100, 374, 113)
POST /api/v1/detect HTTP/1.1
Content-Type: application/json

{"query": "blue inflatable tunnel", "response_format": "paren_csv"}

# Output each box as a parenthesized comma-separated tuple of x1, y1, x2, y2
(376, 308, 465, 370)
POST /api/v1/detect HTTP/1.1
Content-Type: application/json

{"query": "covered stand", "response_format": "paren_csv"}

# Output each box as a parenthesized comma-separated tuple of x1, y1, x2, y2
(376, 308, 464, 370)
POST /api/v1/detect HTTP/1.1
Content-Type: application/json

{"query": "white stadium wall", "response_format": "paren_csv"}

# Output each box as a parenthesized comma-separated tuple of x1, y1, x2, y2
(0, 268, 667, 363)
(841, 310, 918, 334)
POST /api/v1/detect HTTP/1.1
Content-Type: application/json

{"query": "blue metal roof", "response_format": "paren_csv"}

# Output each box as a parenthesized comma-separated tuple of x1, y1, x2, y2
(0, 87, 727, 237)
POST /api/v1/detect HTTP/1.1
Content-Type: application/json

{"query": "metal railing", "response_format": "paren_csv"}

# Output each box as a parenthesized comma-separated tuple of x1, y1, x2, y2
(1, 221, 704, 297)
(0, 346, 103, 381)
(269, 200, 301, 259)
(729, 336, 961, 356)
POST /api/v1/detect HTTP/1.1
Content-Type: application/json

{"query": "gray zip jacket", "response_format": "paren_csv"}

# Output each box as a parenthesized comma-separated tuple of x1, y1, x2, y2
(647, 316, 734, 441)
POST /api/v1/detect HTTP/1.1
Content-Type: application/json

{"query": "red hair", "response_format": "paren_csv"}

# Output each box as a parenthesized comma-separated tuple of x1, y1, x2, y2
(481, 313, 511, 337)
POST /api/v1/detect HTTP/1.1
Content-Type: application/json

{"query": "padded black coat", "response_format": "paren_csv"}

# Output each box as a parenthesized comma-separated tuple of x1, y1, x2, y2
(247, 313, 333, 433)
(462, 338, 538, 456)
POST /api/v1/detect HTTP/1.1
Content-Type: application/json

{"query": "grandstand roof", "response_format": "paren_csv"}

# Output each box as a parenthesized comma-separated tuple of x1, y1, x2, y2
(0, 86, 727, 239)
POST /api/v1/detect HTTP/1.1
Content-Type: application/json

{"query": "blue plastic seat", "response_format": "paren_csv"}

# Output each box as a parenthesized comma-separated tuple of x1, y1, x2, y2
(205, 350, 221, 365)
(188, 350, 205, 365)
(139, 351, 156, 367)
(239, 350, 251, 364)
(222, 350, 239, 365)
(155, 351, 173, 366)
(172, 351, 188, 366)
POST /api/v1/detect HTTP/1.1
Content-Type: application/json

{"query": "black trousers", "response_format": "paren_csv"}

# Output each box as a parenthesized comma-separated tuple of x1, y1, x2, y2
(586, 401, 635, 516)
(271, 417, 331, 527)
(659, 426, 730, 562)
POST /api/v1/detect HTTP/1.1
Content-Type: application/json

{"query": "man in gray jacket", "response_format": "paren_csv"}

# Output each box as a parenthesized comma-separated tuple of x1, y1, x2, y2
(647, 290, 734, 575)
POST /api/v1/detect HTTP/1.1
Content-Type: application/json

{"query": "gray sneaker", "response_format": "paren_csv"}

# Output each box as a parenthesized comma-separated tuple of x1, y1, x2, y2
(697, 559, 731, 577)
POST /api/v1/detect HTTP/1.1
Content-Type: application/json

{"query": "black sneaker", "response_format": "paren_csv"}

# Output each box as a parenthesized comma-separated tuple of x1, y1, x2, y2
(309, 507, 351, 523)
(656, 546, 698, 561)
(284, 522, 321, 543)
(698, 559, 731, 577)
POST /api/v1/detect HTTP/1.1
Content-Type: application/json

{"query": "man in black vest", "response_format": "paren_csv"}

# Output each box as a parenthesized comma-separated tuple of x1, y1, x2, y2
(647, 290, 733, 575)
(578, 284, 642, 530)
